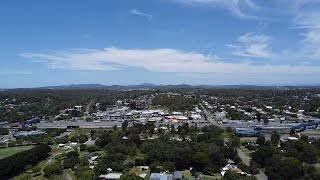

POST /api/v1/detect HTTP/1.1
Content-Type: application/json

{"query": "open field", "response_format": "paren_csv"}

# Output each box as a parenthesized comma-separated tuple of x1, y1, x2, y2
(0, 145, 34, 159)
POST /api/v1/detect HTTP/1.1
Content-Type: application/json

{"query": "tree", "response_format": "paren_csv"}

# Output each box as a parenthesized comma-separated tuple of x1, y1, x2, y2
(122, 120, 128, 131)
(32, 166, 41, 175)
(80, 144, 87, 151)
(301, 143, 320, 164)
(0, 144, 51, 177)
(162, 161, 176, 172)
(67, 151, 79, 158)
(55, 137, 69, 144)
(87, 145, 98, 152)
(0, 128, 9, 135)
(194, 152, 211, 171)
(69, 135, 79, 142)
(252, 146, 277, 167)
(256, 134, 266, 146)
(270, 131, 280, 146)
(63, 158, 76, 169)
(15, 174, 32, 180)
(78, 134, 88, 143)
(128, 134, 142, 147)
(43, 162, 63, 177)
(25, 165, 32, 172)
(120, 173, 144, 180)
(256, 113, 261, 123)
(266, 155, 304, 180)
(223, 170, 257, 180)
(8, 141, 16, 147)
(180, 129, 186, 139)
(77, 170, 97, 180)
(300, 134, 309, 143)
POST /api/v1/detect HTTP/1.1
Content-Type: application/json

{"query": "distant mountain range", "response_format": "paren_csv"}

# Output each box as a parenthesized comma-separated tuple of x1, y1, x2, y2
(31, 83, 320, 90)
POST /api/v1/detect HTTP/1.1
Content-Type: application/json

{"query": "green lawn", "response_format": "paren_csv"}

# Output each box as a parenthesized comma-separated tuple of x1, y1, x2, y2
(127, 152, 144, 163)
(129, 168, 150, 179)
(66, 168, 76, 180)
(0, 145, 34, 159)
(240, 145, 253, 157)
(183, 171, 193, 179)
(79, 150, 104, 157)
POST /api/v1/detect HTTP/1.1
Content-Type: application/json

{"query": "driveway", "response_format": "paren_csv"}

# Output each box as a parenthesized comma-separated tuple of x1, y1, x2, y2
(237, 148, 268, 180)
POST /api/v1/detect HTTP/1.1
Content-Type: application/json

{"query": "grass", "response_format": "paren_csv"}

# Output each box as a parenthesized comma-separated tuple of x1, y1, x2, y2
(127, 152, 144, 163)
(14, 158, 56, 180)
(129, 168, 150, 179)
(70, 129, 90, 137)
(202, 175, 216, 180)
(240, 145, 252, 157)
(0, 145, 34, 159)
(222, 132, 233, 138)
(183, 170, 193, 179)
(66, 168, 76, 180)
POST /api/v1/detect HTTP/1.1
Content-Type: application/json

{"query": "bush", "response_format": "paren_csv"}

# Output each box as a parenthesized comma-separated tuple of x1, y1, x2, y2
(87, 145, 97, 152)
(8, 141, 16, 147)
(0, 144, 51, 177)
(43, 163, 63, 177)
(80, 144, 87, 151)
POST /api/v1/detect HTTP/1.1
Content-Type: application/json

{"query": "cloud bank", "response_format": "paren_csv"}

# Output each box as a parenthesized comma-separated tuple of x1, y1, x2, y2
(20, 47, 320, 75)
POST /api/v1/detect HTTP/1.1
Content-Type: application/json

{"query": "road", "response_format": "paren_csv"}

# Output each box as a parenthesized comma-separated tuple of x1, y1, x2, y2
(200, 103, 215, 124)
(63, 169, 73, 180)
(85, 137, 95, 145)
(237, 148, 268, 180)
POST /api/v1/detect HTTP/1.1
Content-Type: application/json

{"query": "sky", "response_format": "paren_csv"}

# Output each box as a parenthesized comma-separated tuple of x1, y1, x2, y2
(1, 0, 320, 88)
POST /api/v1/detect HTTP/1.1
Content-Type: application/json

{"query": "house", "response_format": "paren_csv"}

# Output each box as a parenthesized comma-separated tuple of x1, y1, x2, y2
(139, 173, 147, 178)
(99, 173, 122, 180)
(149, 173, 173, 180)
(174, 171, 183, 179)
(136, 166, 149, 171)
(70, 142, 77, 147)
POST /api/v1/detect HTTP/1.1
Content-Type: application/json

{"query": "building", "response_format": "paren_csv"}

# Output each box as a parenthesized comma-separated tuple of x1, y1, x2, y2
(13, 130, 46, 138)
(149, 173, 173, 180)
(99, 173, 122, 180)
(174, 171, 183, 179)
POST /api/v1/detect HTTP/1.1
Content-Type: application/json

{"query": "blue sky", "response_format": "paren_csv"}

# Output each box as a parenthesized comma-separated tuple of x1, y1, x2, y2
(1, 0, 320, 88)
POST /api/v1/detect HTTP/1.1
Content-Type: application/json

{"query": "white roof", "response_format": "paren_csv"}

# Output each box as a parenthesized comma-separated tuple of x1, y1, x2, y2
(102, 173, 122, 179)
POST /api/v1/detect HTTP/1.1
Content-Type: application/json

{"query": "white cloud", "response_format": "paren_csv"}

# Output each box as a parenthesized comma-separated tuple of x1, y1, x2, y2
(20, 47, 320, 76)
(0, 70, 32, 75)
(278, 0, 320, 64)
(226, 32, 273, 58)
(171, 0, 258, 19)
(129, 9, 152, 19)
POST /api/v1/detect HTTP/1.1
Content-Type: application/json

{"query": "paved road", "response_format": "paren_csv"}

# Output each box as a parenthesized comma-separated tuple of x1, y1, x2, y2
(237, 148, 268, 180)
(85, 137, 96, 145)
(62, 169, 73, 180)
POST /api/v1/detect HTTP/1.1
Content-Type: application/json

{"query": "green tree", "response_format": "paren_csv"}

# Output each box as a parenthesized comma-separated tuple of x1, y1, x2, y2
(256, 134, 266, 146)
(120, 173, 144, 180)
(25, 165, 32, 172)
(301, 144, 320, 164)
(162, 161, 176, 172)
(77, 170, 97, 180)
(43, 162, 63, 177)
(80, 144, 87, 151)
(122, 120, 128, 131)
(270, 131, 280, 146)
(223, 170, 241, 180)
(194, 152, 210, 171)
(266, 155, 304, 180)
(87, 145, 98, 152)
(32, 166, 41, 175)
(15, 174, 32, 180)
